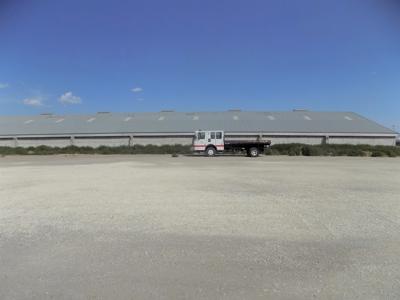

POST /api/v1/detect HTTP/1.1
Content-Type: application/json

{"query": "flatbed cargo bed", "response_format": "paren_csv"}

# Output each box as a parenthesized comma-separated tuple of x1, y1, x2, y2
(224, 140, 271, 146)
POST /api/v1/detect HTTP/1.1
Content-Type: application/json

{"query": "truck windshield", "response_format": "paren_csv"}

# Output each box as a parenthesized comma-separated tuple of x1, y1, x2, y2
(197, 132, 205, 140)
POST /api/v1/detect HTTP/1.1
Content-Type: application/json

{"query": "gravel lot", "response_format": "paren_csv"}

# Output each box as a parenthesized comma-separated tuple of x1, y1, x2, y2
(1, 155, 400, 299)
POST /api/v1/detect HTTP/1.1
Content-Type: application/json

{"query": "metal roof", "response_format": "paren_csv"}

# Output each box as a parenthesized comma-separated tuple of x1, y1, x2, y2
(0, 111, 396, 137)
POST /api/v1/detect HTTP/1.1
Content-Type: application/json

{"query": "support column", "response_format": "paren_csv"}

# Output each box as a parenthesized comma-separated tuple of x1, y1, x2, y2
(129, 135, 134, 147)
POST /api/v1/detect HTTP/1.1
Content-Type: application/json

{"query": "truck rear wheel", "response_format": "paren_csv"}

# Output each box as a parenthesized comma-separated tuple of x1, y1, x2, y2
(205, 146, 217, 157)
(248, 147, 259, 157)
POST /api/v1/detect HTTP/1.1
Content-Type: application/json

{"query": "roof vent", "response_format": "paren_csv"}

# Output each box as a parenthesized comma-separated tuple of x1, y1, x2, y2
(185, 112, 199, 120)
(40, 113, 54, 118)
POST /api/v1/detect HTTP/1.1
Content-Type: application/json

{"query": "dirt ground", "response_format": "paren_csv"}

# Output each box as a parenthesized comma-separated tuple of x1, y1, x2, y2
(1, 155, 400, 299)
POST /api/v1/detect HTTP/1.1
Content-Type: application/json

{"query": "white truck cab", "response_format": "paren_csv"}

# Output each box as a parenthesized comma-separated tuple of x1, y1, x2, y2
(193, 130, 224, 156)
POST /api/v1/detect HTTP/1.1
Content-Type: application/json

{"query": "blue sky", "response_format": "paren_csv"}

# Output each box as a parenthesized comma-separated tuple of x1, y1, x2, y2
(0, 0, 399, 129)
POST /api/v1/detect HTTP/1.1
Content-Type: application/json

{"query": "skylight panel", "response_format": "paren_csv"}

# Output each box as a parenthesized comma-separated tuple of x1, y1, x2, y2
(158, 116, 165, 121)
(193, 116, 199, 120)
(55, 118, 65, 123)
(233, 115, 239, 120)
(344, 116, 353, 121)
(87, 117, 96, 123)
(24, 120, 34, 124)
(304, 115, 311, 120)
(267, 115, 275, 120)
(124, 117, 133, 122)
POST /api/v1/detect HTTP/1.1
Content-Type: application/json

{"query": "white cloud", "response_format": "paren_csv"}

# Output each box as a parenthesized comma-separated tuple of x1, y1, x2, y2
(59, 91, 82, 104)
(23, 98, 43, 107)
(131, 87, 143, 93)
(0, 83, 9, 89)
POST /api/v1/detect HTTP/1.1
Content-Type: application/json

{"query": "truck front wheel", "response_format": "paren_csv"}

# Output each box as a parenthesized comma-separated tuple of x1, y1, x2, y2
(205, 146, 217, 157)
(248, 147, 259, 157)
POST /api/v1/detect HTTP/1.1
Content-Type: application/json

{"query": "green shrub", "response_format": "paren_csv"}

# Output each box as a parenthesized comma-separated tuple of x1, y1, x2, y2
(347, 149, 365, 156)
(0, 144, 192, 156)
(288, 147, 301, 156)
(264, 148, 280, 155)
(15, 147, 29, 155)
(267, 143, 399, 157)
(264, 148, 273, 155)
(371, 151, 385, 157)
(302, 145, 323, 156)
(271, 143, 303, 156)
(0, 143, 398, 157)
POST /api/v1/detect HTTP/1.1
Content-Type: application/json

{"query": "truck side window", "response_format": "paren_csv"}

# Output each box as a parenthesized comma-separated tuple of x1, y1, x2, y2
(216, 132, 222, 139)
(211, 132, 215, 139)
(198, 132, 205, 140)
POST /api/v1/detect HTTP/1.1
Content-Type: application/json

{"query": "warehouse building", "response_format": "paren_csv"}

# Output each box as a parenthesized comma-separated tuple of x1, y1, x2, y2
(0, 110, 397, 147)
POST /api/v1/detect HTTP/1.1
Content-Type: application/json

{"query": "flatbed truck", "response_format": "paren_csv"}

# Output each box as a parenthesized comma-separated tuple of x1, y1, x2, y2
(192, 130, 271, 157)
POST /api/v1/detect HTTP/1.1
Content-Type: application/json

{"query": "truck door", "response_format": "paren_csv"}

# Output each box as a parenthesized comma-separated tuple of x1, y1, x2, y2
(194, 131, 206, 151)
(208, 131, 216, 146)
(215, 131, 224, 151)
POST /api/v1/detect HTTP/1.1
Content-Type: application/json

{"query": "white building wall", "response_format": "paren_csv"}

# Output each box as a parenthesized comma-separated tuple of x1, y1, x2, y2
(0, 139, 15, 147)
(132, 137, 193, 145)
(225, 135, 258, 141)
(328, 137, 395, 146)
(228, 135, 395, 146)
(16, 138, 71, 147)
(73, 137, 129, 147)
(1, 134, 396, 147)
(226, 135, 324, 145)
(266, 136, 324, 145)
